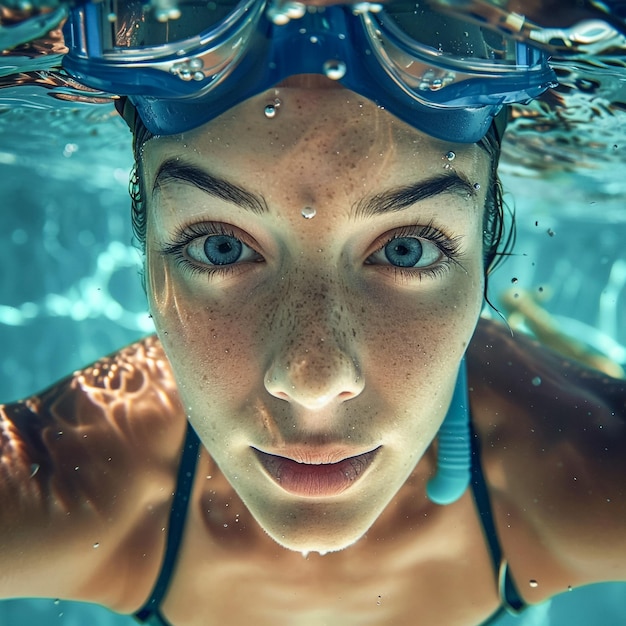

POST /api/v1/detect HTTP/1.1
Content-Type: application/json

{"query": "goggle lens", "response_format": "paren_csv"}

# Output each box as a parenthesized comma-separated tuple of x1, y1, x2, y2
(100, 0, 249, 55)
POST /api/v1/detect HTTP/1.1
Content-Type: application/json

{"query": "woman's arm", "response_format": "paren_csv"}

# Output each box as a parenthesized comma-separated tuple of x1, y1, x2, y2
(469, 319, 626, 601)
(0, 336, 186, 612)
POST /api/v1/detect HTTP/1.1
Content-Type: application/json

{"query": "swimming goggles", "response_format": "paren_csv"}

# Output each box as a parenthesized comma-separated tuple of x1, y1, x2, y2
(62, 0, 557, 142)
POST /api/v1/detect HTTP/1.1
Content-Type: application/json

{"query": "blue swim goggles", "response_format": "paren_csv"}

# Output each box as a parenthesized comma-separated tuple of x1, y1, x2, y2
(62, 0, 557, 142)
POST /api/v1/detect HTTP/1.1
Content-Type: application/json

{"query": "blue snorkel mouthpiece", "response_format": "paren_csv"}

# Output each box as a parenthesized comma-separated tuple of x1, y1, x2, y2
(427, 358, 471, 506)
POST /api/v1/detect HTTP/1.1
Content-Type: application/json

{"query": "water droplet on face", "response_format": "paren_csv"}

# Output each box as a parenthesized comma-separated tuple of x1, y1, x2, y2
(529, 579, 539, 588)
(29, 463, 40, 478)
(323, 59, 347, 80)
(511, 277, 518, 284)
(445, 150, 456, 161)
(301, 206, 317, 219)
(473, 183, 481, 190)
(532, 376, 542, 386)
(264, 105, 277, 118)
(301, 550, 309, 559)
(93, 542, 100, 549)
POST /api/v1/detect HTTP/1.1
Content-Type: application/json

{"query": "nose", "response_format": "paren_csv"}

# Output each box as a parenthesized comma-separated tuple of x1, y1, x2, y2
(264, 289, 364, 410)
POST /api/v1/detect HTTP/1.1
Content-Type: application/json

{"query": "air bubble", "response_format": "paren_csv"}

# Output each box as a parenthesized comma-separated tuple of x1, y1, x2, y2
(445, 151, 456, 161)
(29, 463, 40, 478)
(107, 12, 117, 22)
(264, 105, 277, 119)
(473, 183, 481, 190)
(269, 10, 290, 25)
(529, 580, 539, 588)
(547, 228, 555, 237)
(323, 59, 347, 80)
(511, 277, 518, 284)
(310, 35, 319, 44)
(532, 377, 542, 386)
(155, 7, 182, 22)
(301, 206, 317, 219)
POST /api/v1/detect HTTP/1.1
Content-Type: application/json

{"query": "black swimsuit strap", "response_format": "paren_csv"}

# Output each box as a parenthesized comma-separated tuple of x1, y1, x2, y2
(470, 421, 527, 615)
(135, 423, 201, 623)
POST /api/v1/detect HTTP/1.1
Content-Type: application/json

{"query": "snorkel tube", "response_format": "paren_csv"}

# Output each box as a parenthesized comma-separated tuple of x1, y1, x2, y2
(426, 358, 471, 505)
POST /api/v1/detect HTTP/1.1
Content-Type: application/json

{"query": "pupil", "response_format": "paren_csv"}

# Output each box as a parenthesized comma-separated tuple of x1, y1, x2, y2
(204, 235, 242, 265)
(385, 237, 422, 267)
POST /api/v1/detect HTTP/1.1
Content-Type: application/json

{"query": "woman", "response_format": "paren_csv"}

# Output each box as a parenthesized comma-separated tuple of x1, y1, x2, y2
(1, 1, 625, 625)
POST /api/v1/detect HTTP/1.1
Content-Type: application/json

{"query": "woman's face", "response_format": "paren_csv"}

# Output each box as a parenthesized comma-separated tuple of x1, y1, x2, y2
(143, 79, 489, 553)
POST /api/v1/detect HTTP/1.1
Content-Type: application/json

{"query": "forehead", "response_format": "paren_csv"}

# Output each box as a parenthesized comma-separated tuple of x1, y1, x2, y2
(142, 87, 489, 200)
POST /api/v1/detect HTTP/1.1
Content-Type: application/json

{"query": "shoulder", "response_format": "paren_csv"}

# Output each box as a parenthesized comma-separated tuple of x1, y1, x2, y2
(467, 318, 626, 596)
(0, 335, 186, 610)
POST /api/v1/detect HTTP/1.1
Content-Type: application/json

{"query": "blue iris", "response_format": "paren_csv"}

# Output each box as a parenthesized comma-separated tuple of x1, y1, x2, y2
(204, 235, 243, 265)
(384, 237, 423, 267)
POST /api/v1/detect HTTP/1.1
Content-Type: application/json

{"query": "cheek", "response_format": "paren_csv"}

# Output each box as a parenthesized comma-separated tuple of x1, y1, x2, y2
(360, 262, 484, 402)
(146, 254, 264, 409)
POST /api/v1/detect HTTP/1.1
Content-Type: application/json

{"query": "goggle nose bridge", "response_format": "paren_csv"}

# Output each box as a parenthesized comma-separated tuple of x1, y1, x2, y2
(264, 3, 365, 78)
(265, 0, 384, 26)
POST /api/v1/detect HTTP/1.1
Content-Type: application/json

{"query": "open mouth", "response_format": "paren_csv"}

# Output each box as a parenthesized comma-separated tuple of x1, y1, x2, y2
(253, 447, 380, 498)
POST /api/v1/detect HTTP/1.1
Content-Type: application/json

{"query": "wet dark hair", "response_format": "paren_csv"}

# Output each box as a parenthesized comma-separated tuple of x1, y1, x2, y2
(128, 112, 513, 279)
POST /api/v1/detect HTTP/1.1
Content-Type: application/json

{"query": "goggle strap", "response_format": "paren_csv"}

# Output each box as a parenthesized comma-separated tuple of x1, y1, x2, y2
(493, 107, 509, 145)
(114, 96, 137, 133)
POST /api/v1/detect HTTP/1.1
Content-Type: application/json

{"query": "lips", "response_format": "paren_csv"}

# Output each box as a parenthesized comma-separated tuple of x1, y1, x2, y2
(253, 447, 380, 498)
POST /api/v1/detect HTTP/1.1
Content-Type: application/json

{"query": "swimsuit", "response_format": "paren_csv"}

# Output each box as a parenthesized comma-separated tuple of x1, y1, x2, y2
(134, 421, 527, 626)
(134, 425, 201, 626)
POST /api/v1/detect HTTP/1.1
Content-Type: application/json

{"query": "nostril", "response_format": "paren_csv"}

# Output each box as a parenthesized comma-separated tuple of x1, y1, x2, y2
(338, 390, 357, 401)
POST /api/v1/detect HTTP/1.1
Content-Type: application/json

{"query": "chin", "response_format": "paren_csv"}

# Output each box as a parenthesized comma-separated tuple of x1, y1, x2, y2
(265, 525, 365, 555)
(252, 500, 382, 555)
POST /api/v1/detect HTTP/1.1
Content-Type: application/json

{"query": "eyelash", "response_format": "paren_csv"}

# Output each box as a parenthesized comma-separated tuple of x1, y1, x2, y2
(160, 222, 463, 281)
(160, 222, 262, 279)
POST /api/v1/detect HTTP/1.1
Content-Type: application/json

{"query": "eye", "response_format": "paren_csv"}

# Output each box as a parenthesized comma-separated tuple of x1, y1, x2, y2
(160, 222, 264, 278)
(187, 233, 259, 266)
(367, 235, 443, 269)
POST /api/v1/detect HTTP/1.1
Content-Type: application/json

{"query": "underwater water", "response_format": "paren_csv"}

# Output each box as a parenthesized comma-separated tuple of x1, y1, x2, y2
(1, 2, 626, 625)
(1, 106, 624, 626)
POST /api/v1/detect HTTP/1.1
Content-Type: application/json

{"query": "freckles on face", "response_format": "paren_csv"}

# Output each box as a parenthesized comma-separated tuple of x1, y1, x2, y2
(147, 247, 265, 413)
(142, 88, 489, 552)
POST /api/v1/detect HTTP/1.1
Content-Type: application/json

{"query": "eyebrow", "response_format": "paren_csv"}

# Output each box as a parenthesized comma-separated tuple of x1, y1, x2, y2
(352, 173, 476, 220)
(152, 159, 268, 215)
(152, 159, 475, 219)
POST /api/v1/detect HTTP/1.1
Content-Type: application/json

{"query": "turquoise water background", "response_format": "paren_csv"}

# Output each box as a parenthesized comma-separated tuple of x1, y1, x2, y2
(0, 101, 625, 626)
